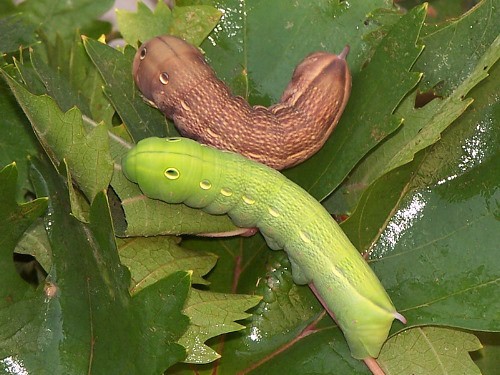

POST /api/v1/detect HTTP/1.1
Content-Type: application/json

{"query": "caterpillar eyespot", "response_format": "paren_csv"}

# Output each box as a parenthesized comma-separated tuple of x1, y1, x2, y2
(164, 168, 179, 180)
(122, 136, 406, 362)
(200, 180, 212, 190)
(132, 35, 352, 170)
(159, 72, 169, 85)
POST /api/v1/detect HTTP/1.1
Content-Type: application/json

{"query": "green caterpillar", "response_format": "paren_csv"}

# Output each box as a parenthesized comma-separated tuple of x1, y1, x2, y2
(122, 137, 405, 362)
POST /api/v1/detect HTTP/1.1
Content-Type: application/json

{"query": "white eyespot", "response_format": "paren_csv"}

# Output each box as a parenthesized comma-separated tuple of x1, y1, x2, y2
(140, 47, 147, 60)
(164, 168, 180, 180)
(206, 128, 220, 138)
(159, 72, 169, 85)
(180, 100, 191, 111)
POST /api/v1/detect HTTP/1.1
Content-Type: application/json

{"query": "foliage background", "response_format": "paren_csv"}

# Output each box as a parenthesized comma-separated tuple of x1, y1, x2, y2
(0, 0, 498, 374)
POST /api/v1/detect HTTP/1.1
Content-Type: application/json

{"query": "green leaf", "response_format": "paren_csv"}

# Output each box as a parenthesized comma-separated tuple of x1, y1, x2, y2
(117, 1, 173, 46)
(370, 78, 499, 334)
(0, 163, 48, 373)
(117, 2, 221, 46)
(169, 5, 223, 46)
(17, 0, 114, 42)
(132, 271, 190, 373)
(7, 157, 188, 374)
(0, 162, 47, 252)
(171, 247, 367, 374)
(0, 14, 37, 53)
(30, 40, 92, 117)
(83, 37, 172, 141)
(416, 0, 500, 95)
(191, 0, 393, 99)
(14, 218, 52, 273)
(2, 72, 113, 202)
(380, 327, 483, 374)
(338, 54, 500, 373)
(0, 77, 43, 199)
(64, 161, 92, 222)
(182, 232, 272, 294)
(325, 0, 500, 213)
(399, 0, 472, 23)
(342, 59, 499, 337)
(30, 35, 115, 127)
(473, 332, 500, 374)
(115, 216, 261, 366)
(115, 232, 262, 365)
(179, 289, 262, 363)
(11, 57, 47, 96)
(118, 236, 218, 293)
(0, 1, 16, 15)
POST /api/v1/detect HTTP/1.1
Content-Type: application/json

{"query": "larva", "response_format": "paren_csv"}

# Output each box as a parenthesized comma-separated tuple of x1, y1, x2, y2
(132, 35, 351, 170)
(122, 137, 406, 362)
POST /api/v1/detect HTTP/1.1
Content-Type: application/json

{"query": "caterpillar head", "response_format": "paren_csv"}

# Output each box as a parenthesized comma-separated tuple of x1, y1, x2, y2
(132, 35, 212, 116)
(122, 137, 211, 205)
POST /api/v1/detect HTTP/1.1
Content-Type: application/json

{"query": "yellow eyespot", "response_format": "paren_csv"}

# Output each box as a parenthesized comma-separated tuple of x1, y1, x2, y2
(299, 230, 312, 243)
(221, 188, 233, 197)
(164, 168, 179, 180)
(242, 195, 255, 205)
(200, 180, 212, 190)
(268, 207, 280, 217)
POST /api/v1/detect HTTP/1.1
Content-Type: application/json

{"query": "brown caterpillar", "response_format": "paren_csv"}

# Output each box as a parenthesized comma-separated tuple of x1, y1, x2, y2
(132, 35, 351, 170)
